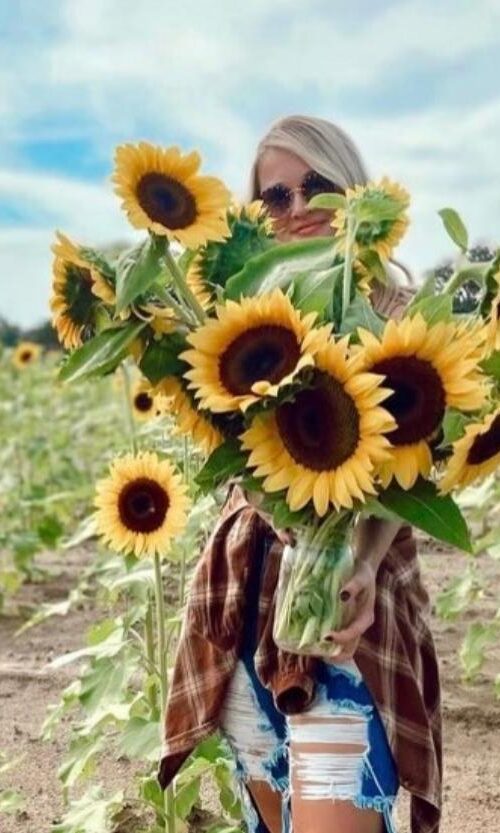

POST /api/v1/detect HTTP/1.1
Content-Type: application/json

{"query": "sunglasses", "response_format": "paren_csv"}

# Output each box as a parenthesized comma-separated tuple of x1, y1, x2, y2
(260, 170, 344, 218)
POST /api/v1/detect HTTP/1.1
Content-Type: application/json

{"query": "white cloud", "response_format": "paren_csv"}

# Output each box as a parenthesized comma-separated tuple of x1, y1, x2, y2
(1, 0, 499, 324)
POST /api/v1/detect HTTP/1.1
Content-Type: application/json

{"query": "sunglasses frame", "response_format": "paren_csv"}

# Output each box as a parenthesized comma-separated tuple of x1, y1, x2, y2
(260, 170, 344, 218)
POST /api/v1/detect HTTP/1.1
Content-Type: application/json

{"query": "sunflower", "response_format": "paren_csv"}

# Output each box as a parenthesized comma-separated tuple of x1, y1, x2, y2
(131, 380, 157, 420)
(12, 341, 41, 369)
(94, 452, 190, 558)
(240, 338, 395, 516)
(332, 177, 410, 260)
(352, 259, 373, 296)
(231, 199, 274, 234)
(112, 142, 231, 248)
(181, 288, 332, 413)
(50, 232, 114, 349)
(353, 313, 489, 489)
(157, 377, 223, 454)
(439, 408, 500, 493)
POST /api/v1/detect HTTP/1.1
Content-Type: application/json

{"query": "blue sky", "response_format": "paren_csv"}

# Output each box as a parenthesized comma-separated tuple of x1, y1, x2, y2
(1, 0, 499, 327)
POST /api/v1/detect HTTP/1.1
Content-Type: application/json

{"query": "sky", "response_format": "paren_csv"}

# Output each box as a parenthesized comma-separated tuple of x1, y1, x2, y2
(1, 0, 499, 328)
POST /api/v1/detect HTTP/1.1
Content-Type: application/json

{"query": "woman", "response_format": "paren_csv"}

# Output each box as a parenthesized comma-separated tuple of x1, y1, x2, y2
(158, 116, 442, 833)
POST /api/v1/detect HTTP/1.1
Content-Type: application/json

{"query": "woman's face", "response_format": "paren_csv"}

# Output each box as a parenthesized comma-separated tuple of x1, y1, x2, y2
(257, 147, 336, 243)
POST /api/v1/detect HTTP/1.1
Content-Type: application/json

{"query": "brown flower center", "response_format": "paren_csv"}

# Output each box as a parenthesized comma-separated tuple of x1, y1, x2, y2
(219, 325, 301, 396)
(65, 264, 95, 325)
(20, 350, 33, 363)
(467, 414, 500, 465)
(372, 356, 446, 445)
(136, 173, 197, 229)
(276, 371, 360, 471)
(134, 392, 153, 412)
(118, 477, 169, 533)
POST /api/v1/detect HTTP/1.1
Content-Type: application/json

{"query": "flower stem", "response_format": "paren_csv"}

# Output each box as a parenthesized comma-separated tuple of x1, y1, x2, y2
(120, 363, 138, 455)
(341, 212, 357, 321)
(154, 552, 175, 833)
(144, 595, 158, 717)
(163, 245, 206, 325)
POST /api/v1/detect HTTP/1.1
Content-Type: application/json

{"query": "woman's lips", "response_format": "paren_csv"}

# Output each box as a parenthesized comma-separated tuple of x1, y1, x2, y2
(293, 220, 328, 236)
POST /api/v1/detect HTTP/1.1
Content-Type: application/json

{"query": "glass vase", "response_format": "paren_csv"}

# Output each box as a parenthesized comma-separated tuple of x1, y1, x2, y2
(273, 515, 355, 656)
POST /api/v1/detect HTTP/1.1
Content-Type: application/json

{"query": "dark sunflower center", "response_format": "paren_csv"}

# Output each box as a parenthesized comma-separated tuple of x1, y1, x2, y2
(219, 325, 301, 396)
(65, 264, 95, 325)
(118, 477, 169, 533)
(275, 371, 360, 471)
(136, 173, 197, 229)
(135, 392, 153, 412)
(467, 415, 500, 465)
(20, 351, 33, 363)
(372, 356, 446, 445)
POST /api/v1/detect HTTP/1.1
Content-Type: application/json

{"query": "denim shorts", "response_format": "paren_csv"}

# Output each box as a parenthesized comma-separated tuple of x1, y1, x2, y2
(219, 657, 400, 833)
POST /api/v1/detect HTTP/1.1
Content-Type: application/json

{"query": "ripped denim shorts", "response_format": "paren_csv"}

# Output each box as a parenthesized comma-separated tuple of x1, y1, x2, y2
(219, 657, 400, 833)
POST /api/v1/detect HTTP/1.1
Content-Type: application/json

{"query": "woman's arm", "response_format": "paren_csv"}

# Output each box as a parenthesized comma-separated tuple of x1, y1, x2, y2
(353, 515, 403, 576)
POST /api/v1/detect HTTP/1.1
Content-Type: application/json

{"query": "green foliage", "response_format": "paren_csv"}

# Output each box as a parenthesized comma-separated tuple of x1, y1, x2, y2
(139, 332, 187, 384)
(375, 478, 472, 553)
(438, 207, 469, 252)
(52, 786, 124, 833)
(195, 440, 247, 494)
(59, 321, 146, 383)
(196, 209, 275, 289)
(224, 236, 335, 300)
(115, 235, 166, 314)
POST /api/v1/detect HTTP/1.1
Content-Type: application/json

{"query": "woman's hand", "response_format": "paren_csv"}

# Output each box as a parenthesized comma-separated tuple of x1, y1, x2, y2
(322, 560, 377, 664)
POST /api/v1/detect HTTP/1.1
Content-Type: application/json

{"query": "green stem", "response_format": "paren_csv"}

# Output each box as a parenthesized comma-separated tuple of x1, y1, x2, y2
(120, 364, 138, 455)
(154, 552, 175, 833)
(154, 284, 197, 327)
(144, 596, 158, 717)
(163, 245, 206, 325)
(442, 263, 489, 297)
(341, 212, 357, 320)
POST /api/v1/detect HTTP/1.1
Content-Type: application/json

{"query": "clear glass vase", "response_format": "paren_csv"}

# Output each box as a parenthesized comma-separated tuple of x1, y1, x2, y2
(273, 515, 355, 656)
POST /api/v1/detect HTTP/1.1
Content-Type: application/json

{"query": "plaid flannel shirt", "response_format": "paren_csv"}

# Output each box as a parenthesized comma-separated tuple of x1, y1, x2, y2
(158, 284, 443, 833)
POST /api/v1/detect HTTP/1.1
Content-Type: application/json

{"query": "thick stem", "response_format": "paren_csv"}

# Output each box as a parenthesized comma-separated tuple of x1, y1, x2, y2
(144, 595, 158, 717)
(120, 364, 138, 455)
(163, 246, 206, 325)
(154, 553, 175, 833)
(341, 212, 357, 320)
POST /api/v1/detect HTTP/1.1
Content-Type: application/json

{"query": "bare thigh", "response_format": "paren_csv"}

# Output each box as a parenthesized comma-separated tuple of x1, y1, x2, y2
(289, 713, 385, 833)
(247, 779, 283, 833)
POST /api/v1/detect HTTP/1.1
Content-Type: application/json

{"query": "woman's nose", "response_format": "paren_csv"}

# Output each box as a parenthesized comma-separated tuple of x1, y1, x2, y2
(289, 188, 308, 217)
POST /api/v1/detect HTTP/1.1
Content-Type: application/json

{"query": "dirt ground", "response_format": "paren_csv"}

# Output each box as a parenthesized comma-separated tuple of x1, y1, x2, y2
(0, 541, 499, 833)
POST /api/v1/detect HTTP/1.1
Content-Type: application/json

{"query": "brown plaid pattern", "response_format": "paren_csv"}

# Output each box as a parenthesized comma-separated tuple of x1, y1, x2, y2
(158, 284, 443, 833)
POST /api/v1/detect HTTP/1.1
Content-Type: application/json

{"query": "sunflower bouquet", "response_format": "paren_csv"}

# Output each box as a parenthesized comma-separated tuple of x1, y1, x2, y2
(50, 141, 499, 656)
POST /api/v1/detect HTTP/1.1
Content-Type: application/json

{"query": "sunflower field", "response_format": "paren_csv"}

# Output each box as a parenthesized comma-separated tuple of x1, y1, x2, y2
(1, 141, 499, 833)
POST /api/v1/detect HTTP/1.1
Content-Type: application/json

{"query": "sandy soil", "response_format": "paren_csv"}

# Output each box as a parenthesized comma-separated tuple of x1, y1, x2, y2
(0, 540, 499, 833)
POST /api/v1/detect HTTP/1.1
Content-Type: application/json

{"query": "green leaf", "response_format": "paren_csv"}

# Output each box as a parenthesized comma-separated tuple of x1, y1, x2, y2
(175, 777, 201, 820)
(79, 658, 128, 716)
(440, 409, 468, 446)
(308, 193, 346, 211)
(407, 294, 453, 325)
(435, 563, 483, 620)
(408, 272, 436, 309)
(195, 440, 247, 493)
(292, 264, 343, 316)
(115, 235, 166, 313)
(139, 332, 187, 384)
(0, 789, 24, 814)
(58, 735, 104, 787)
(480, 350, 500, 382)
(224, 237, 335, 300)
(59, 321, 146, 384)
(356, 249, 388, 283)
(377, 478, 472, 552)
(140, 776, 165, 813)
(49, 625, 126, 668)
(37, 514, 64, 547)
(438, 207, 469, 252)
(339, 292, 385, 336)
(460, 621, 500, 681)
(119, 716, 161, 761)
(52, 786, 123, 833)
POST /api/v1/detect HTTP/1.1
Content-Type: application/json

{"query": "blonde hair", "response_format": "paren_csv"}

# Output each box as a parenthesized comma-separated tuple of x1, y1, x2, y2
(249, 115, 413, 287)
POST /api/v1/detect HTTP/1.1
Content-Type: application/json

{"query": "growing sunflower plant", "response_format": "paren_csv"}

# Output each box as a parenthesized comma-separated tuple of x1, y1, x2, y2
(50, 141, 499, 664)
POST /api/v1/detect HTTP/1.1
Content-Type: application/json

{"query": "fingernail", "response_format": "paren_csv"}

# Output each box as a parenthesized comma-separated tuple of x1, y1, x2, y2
(340, 590, 350, 601)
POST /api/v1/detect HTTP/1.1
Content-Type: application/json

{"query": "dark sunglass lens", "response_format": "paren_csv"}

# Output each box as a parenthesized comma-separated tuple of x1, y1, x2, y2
(261, 184, 291, 216)
(303, 172, 343, 201)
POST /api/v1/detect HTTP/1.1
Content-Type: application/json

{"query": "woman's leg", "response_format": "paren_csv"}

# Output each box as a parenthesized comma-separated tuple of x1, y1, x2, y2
(220, 661, 287, 833)
(289, 712, 384, 833)
(287, 661, 399, 833)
